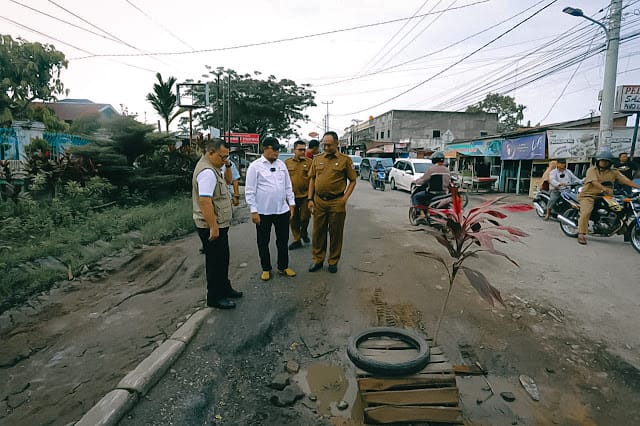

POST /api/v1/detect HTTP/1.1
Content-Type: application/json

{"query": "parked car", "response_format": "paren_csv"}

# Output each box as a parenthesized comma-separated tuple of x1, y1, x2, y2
(348, 155, 363, 175)
(388, 159, 433, 192)
(360, 157, 394, 181)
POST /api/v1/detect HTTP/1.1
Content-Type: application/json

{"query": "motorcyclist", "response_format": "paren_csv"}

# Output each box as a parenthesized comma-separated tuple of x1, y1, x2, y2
(577, 149, 640, 245)
(411, 152, 451, 223)
(545, 158, 581, 220)
(372, 160, 386, 189)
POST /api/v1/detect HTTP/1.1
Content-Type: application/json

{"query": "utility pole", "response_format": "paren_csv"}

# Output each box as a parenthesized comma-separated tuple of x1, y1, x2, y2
(322, 100, 334, 133)
(599, 0, 622, 151)
(227, 74, 231, 142)
(563, 1, 622, 152)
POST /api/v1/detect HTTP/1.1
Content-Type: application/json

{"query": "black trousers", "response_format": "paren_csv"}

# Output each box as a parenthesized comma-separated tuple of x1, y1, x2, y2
(197, 227, 231, 303)
(256, 212, 290, 271)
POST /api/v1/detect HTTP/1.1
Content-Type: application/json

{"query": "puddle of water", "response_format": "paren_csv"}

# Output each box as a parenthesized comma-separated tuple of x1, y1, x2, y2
(294, 362, 363, 423)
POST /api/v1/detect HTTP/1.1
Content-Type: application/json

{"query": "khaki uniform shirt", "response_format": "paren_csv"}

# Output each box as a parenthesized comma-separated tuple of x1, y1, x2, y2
(285, 157, 312, 198)
(579, 166, 626, 197)
(309, 152, 357, 197)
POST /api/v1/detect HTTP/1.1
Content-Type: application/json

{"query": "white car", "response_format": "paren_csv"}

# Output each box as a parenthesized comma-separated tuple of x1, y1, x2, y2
(389, 159, 433, 192)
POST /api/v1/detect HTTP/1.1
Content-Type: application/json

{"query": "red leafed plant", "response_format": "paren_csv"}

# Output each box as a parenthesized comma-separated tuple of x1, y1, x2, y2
(417, 187, 532, 344)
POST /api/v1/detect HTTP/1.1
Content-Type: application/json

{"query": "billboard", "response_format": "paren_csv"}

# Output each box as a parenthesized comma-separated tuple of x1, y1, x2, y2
(225, 132, 260, 145)
(615, 85, 640, 112)
(547, 128, 640, 158)
(501, 133, 546, 160)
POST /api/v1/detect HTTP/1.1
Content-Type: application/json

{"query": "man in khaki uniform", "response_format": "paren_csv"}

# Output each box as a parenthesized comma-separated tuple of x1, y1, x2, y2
(307, 131, 357, 273)
(577, 150, 640, 245)
(192, 139, 243, 309)
(285, 140, 313, 249)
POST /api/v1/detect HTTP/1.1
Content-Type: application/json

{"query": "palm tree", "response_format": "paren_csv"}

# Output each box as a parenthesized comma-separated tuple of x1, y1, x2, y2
(146, 73, 182, 132)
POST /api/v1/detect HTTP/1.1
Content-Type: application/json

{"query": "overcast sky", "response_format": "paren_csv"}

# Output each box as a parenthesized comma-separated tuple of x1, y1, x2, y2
(3, 0, 640, 141)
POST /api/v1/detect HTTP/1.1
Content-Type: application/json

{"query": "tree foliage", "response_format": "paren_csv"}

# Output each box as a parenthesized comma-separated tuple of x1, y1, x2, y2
(466, 93, 525, 133)
(196, 68, 316, 140)
(146, 72, 183, 132)
(0, 34, 68, 126)
(27, 105, 70, 133)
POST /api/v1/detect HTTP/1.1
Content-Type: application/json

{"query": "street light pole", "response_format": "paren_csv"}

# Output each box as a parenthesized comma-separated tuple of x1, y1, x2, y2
(563, 1, 622, 151)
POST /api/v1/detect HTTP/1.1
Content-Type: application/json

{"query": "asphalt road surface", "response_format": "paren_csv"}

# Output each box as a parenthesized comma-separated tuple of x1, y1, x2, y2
(121, 180, 640, 425)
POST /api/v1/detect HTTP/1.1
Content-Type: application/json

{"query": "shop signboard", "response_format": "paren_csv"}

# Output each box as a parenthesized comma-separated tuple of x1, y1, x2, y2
(615, 85, 640, 112)
(500, 133, 546, 160)
(547, 128, 640, 158)
(445, 139, 502, 157)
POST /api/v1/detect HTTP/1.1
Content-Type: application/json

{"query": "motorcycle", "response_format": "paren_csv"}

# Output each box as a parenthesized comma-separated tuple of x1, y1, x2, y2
(409, 176, 464, 226)
(556, 187, 640, 253)
(370, 169, 386, 191)
(532, 183, 581, 219)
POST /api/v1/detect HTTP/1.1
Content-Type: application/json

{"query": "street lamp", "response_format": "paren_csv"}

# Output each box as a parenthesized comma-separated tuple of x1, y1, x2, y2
(563, 2, 622, 152)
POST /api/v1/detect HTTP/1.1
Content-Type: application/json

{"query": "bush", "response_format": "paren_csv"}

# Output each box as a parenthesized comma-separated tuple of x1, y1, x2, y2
(0, 194, 193, 314)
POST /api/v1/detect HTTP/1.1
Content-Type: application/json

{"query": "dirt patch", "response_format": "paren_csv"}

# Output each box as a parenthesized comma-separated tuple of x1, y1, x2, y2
(0, 235, 207, 425)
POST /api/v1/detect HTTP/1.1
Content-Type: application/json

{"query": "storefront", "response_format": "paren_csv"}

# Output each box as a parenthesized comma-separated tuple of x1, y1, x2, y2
(499, 133, 546, 194)
(445, 139, 502, 191)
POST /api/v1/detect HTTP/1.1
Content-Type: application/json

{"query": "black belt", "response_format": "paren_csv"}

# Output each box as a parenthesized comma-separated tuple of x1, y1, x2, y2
(317, 193, 342, 201)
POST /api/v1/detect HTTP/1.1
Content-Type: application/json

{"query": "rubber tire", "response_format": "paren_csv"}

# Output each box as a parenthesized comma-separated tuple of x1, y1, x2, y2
(409, 206, 419, 225)
(533, 200, 547, 218)
(347, 327, 431, 376)
(390, 178, 397, 190)
(460, 191, 469, 208)
(410, 183, 416, 194)
(630, 222, 640, 254)
(560, 208, 579, 238)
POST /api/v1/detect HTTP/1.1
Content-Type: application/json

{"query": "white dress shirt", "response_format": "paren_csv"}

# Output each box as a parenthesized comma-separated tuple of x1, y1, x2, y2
(549, 168, 582, 190)
(245, 155, 295, 215)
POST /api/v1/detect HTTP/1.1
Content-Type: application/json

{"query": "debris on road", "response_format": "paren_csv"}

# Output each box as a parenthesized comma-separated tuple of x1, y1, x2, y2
(519, 375, 540, 401)
(500, 392, 516, 402)
(269, 373, 290, 390)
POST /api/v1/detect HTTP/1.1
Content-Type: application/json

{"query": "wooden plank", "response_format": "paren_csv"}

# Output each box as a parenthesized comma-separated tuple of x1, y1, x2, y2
(362, 387, 459, 406)
(356, 362, 454, 377)
(453, 364, 486, 376)
(359, 349, 448, 364)
(364, 405, 463, 424)
(358, 339, 443, 355)
(358, 374, 456, 391)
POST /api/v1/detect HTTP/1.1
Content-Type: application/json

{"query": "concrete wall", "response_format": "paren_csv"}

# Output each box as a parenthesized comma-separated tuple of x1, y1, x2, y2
(372, 110, 498, 151)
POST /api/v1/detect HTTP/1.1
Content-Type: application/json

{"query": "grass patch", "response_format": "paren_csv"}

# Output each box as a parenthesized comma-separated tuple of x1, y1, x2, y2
(0, 195, 193, 314)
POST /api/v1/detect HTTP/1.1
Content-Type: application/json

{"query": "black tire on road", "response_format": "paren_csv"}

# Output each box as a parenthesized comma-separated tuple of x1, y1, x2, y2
(409, 206, 419, 225)
(533, 199, 547, 218)
(347, 327, 431, 376)
(460, 191, 469, 208)
(560, 208, 580, 237)
(630, 222, 640, 254)
(390, 178, 396, 190)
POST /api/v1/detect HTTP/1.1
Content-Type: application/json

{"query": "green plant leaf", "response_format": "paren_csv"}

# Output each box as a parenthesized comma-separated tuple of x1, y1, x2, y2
(461, 266, 505, 307)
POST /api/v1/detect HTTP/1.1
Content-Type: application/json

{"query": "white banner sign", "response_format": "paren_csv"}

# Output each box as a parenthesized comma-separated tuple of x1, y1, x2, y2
(615, 85, 640, 112)
(547, 128, 640, 159)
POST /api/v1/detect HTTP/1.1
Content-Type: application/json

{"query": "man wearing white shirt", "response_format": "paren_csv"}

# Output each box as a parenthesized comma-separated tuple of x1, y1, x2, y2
(546, 158, 582, 220)
(245, 137, 296, 281)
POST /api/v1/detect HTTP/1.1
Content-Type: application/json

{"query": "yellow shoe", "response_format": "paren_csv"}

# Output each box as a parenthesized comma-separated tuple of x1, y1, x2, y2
(278, 268, 297, 277)
(261, 271, 271, 281)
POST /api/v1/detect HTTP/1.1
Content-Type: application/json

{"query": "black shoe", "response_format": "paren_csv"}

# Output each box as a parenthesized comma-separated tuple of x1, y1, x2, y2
(301, 235, 310, 243)
(308, 262, 323, 272)
(288, 241, 303, 250)
(328, 264, 338, 273)
(208, 298, 236, 309)
(226, 288, 243, 298)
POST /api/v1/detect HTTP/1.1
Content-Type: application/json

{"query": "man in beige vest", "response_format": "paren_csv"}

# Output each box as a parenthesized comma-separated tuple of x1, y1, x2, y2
(192, 139, 242, 309)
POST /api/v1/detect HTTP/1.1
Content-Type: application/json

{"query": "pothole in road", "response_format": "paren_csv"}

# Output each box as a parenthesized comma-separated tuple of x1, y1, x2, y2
(294, 362, 363, 423)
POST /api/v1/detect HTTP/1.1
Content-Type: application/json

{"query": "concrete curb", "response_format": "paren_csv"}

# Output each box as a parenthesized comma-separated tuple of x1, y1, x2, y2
(74, 307, 212, 425)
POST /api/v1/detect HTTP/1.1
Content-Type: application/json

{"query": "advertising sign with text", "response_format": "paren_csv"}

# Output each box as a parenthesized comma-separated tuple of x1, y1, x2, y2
(500, 133, 546, 160)
(615, 85, 640, 112)
(547, 128, 640, 158)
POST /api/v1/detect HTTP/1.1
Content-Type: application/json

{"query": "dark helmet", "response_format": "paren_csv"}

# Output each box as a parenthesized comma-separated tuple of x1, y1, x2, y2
(595, 149, 614, 168)
(430, 151, 445, 163)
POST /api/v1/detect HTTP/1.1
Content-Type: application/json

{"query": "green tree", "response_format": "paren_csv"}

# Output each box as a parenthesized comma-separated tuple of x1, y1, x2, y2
(466, 93, 525, 133)
(196, 68, 316, 140)
(69, 113, 102, 136)
(146, 72, 183, 132)
(28, 105, 70, 133)
(0, 35, 68, 126)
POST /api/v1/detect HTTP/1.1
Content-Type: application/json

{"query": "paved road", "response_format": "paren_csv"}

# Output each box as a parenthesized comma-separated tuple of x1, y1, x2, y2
(122, 180, 640, 425)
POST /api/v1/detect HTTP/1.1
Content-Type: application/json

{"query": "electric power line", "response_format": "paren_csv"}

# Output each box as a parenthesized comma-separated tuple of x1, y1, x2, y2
(123, 0, 195, 50)
(336, 0, 561, 116)
(68, 0, 490, 60)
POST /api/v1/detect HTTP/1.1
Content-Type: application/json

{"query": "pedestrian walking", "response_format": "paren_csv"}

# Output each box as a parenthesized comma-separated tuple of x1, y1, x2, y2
(192, 139, 243, 309)
(307, 131, 357, 273)
(245, 137, 297, 281)
(285, 140, 313, 249)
